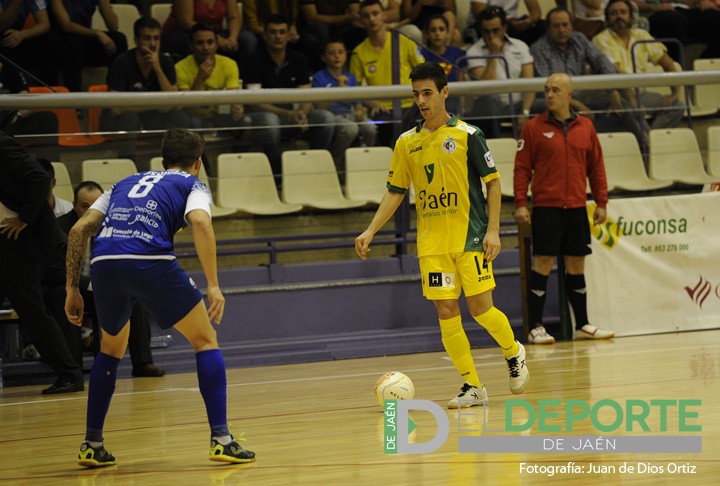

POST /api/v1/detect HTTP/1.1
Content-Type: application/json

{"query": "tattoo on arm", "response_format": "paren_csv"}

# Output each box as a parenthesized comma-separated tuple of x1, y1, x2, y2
(66, 219, 100, 288)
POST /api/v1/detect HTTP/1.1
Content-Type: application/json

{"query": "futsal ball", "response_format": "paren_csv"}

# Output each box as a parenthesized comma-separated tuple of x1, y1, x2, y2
(374, 371, 415, 407)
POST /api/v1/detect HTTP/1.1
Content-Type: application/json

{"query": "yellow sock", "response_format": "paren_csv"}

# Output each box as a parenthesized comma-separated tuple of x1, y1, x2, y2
(473, 307, 519, 358)
(439, 316, 481, 388)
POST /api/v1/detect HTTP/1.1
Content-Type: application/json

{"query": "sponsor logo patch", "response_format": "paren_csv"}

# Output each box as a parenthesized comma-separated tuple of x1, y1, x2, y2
(427, 272, 455, 288)
(484, 151, 495, 168)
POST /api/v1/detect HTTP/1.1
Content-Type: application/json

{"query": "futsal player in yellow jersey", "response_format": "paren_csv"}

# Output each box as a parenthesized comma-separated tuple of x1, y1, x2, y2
(355, 62, 529, 408)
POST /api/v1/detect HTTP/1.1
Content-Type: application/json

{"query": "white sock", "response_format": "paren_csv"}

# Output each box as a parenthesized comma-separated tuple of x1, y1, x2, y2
(213, 435, 232, 446)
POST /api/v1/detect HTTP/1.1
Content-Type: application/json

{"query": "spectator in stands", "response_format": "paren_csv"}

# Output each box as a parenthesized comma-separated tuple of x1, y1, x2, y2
(470, 0, 545, 45)
(0, 0, 62, 86)
(57, 181, 166, 378)
(466, 6, 534, 138)
(49, 0, 128, 92)
(312, 38, 377, 173)
(0, 61, 59, 160)
(241, 0, 300, 55)
(421, 14, 466, 114)
(298, 0, 366, 71)
(161, 0, 247, 65)
(559, 0, 608, 39)
(100, 17, 190, 159)
(0, 131, 84, 394)
(401, 0, 461, 46)
(38, 158, 72, 217)
(635, 0, 720, 61)
(380, 0, 403, 27)
(242, 14, 335, 177)
(531, 7, 646, 144)
(593, 0, 683, 131)
(514, 72, 615, 344)
(350, 0, 425, 147)
(176, 23, 267, 155)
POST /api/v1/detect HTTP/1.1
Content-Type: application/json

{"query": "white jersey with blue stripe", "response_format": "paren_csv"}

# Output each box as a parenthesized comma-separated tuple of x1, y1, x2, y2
(89, 170, 212, 264)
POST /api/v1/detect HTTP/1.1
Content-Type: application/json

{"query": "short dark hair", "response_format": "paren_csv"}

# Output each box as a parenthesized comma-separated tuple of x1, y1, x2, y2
(478, 5, 507, 26)
(605, 0, 634, 22)
(424, 14, 449, 32)
(359, 0, 382, 10)
(265, 14, 289, 30)
(410, 62, 448, 92)
(546, 7, 573, 24)
(323, 37, 346, 52)
(190, 23, 216, 41)
(133, 16, 161, 38)
(37, 157, 54, 177)
(161, 128, 205, 170)
(73, 181, 104, 202)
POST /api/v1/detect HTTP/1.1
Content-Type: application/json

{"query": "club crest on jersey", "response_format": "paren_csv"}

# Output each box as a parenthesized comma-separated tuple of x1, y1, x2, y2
(442, 137, 456, 154)
(484, 151, 495, 168)
(424, 164, 435, 183)
(543, 131, 555, 139)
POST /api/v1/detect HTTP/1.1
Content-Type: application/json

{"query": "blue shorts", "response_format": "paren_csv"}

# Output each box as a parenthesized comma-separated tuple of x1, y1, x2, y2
(90, 259, 203, 336)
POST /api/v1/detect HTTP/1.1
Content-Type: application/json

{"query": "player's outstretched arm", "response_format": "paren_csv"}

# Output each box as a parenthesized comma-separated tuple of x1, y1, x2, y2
(188, 209, 225, 325)
(355, 190, 405, 259)
(65, 208, 104, 325)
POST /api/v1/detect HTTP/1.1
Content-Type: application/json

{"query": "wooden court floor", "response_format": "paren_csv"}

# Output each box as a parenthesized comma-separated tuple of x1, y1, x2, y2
(1, 329, 718, 485)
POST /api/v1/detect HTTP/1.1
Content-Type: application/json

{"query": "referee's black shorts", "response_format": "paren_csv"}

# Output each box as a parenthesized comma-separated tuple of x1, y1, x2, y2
(531, 206, 592, 257)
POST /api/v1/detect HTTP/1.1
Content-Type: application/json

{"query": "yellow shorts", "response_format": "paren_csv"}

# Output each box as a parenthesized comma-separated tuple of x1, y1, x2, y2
(419, 252, 496, 300)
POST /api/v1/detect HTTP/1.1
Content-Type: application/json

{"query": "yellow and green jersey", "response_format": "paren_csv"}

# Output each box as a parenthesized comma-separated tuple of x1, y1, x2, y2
(388, 115, 499, 257)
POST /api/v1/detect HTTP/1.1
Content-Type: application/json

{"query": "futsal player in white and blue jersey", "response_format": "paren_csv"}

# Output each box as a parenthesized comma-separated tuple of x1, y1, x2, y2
(65, 128, 255, 467)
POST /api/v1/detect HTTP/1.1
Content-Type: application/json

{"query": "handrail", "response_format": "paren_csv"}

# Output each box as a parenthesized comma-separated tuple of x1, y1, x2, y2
(173, 223, 521, 263)
(3, 72, 719, 110)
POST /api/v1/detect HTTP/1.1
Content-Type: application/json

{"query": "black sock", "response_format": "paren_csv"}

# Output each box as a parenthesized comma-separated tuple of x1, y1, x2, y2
(566, 273, 588, 329)
(528, 271, 549, 327)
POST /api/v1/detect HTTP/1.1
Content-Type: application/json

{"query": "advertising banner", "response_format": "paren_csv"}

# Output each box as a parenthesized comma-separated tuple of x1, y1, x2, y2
(585, 192, 720, 336)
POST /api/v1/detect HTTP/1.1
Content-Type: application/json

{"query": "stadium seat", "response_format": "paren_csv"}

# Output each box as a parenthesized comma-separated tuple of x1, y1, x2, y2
(87, 84, 108, 135)
(693, 59, 720, 111)
(486, 137, 519, 197)
(282, 150, 368, 209)
(708, 126, 720, 178)
(150, 3, 172, 25)
(28, 86, 106, 146)
(216, 153, 302, 215)
(149, 157, 237, 218)
(597, 132, 673, 191)
(81, 158, 138, 189)
(92, 4, 140, 48)
(344, 146, 392, 204)
(52, 162, 74, 201)
(648, 128, 719, 184)
(640, 62, 716, 118)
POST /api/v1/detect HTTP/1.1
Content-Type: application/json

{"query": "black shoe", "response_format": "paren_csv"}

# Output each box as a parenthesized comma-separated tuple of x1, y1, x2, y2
(42, 378, 84, 395)
(132, 363, 166, 377)
(209, 435, 256, 463)
(78, 442, 116, 468)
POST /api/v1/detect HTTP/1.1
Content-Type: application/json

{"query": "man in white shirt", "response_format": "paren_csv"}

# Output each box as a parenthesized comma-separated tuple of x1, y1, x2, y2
(466, 6, 535, 138)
